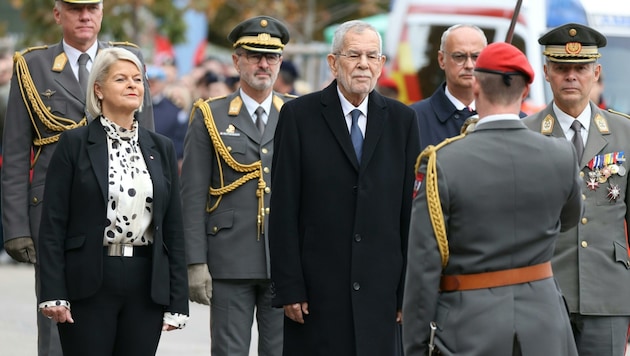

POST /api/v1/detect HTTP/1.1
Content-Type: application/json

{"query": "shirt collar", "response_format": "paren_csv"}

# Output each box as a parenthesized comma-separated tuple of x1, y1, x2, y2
(240, 89, 273, 120)
(337, 86, 369, 118)
(63, 39, 98, 67)
(553, 102, 591, 138)
(445, 85, 475, 111)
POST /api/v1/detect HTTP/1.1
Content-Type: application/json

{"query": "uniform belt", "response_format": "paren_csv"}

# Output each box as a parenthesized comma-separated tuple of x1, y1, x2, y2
(440, 261, 552, 292)
(104, 244, 152, 258)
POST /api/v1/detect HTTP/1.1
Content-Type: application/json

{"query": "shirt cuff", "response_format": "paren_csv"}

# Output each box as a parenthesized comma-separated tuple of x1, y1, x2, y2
(163, 312, 188, 329)
(38, 300, 71, 311)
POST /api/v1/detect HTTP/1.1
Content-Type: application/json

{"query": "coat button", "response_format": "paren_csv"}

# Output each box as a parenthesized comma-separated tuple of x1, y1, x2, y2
(581, 217, 588, 225)
(581, 241, 588, 248)
(264, 187, 271, 194)
(581, 194, 586, 200)
(262, 148, 269, 154)
(352, 282, 360, 291)
(354, 234, 361, 242)
(265, 207, 270, 214)
(352, 186, 358, 194)
(32, 196, 39, 203)
(227, 146, 232, 152)
(263, 167, 270, 174)
(579, 171, 585, 178)
(212, 226, 218, 233)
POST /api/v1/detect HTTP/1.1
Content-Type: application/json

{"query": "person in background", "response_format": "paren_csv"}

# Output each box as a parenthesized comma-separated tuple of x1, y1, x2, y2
(524, 23, 630, 356)
(181, 16, 293, 356)
(589, 73, 607, 110)
(268, 20, 420, 356)
(273, 60, 299, 95)
(37, 47, 188, 356)
(376, 76, 400, 100)
(404, 41, 580, 356)
(147, 65, 188, 162)
(1, 1, 154, 355)
(410, 24, 487, 150)
(195, 70, 231, 100)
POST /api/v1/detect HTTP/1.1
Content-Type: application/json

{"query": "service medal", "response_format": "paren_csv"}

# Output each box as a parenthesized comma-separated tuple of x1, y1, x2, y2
(610, 164, 620, 175)
(618, 165, 626, 176)
(607, 183, 621, 202)
(586, 178, 599, 191)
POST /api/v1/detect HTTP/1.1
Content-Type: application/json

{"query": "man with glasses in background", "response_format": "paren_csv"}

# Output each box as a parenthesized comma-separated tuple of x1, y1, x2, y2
(410, 24, 487, 150)
(180, 15, 294, 356)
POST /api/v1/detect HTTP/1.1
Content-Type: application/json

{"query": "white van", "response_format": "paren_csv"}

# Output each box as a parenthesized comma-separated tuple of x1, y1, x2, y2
(385, 0, 630, 114)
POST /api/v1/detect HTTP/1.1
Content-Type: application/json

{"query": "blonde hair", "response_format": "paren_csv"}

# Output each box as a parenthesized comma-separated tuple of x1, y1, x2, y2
(86, 47, 144, 118)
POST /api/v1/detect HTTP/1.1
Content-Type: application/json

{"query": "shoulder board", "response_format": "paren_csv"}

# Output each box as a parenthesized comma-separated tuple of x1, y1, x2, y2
(607, 108, 630, 120)
(208, 95, 228, 102)
(108, 41, 139, 49)
(19, 45, 48, 55)
(282, 93, 298, 99)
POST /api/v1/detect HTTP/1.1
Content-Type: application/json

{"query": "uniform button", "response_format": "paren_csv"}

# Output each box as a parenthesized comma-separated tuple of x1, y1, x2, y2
(581, 241, 588, 248)
(582, 194, 586, 200)
(264, 187, 271, 194)
(352, 282, 360, 291)
(581, 217, 588, 225)
(212, 226, 218, 233)
(265, 207, 270, 214)
(579, 171, 585, 178)
(262, 148, 269, 154)
(352, 186, 358, 194)
(626, 260, 630, 268)
(32, 196, 39, 203)
(263, 167, 270, 174)
(227, 146, 232, 152)
(354, 234, 361, 242)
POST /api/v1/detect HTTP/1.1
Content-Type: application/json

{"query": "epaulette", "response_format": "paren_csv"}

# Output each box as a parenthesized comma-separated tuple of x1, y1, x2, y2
(282, 93, 298, 99)
(607, 108, 630, 120)
(108, 41, 139, 49)
(16, 45, 48, 61)
(207, 95, 228, 102)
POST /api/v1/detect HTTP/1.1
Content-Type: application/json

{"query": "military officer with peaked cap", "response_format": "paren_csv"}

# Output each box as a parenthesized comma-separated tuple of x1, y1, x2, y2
(2, 1, 154, 355)
(523, 23, 630, 356)
(181, 15, 294, 356)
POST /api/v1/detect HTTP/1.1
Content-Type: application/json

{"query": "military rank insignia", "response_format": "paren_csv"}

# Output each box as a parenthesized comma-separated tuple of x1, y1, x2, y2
(412, 172, 425, 199)
(585, 151, 625, 201)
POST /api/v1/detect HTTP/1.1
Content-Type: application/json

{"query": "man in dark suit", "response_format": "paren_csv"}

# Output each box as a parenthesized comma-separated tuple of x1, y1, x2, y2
(1, 1, 153, 355)
(523, 23, 630, 355)
(410, 24, 487, 150)
(181, 16, 294, 356)
(404, 41, 581, 356)
(269, 20, 420, 356)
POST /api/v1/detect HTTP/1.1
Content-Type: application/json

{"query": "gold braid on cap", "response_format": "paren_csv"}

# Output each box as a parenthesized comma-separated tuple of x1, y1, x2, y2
(415, 133, 468, 268)
(13, 48, 87, 168)
(195, 99, 266, 240)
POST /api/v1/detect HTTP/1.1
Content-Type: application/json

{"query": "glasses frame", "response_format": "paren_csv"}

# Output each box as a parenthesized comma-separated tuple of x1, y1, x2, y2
(237, 52, 282, 65)
(443, 51, 480, 66)
(334, 51, 383, 64)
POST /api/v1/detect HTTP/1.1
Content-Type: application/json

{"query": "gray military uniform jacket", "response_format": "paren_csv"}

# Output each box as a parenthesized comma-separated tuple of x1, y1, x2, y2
(181, 91, 293, 278)
(524, 102, 630, 315)
(2, 40, 154, 245)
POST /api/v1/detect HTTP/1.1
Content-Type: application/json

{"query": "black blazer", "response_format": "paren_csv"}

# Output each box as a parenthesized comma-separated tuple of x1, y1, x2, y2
(269, 80, 421, 356)
(37, 118, 188, 315)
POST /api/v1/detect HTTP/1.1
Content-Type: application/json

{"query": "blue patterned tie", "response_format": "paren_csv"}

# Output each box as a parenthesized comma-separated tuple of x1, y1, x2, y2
(350, 109, 363, 161)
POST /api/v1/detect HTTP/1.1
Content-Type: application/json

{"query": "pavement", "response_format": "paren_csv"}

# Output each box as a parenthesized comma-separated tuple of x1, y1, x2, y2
(0, 263, 259, 356)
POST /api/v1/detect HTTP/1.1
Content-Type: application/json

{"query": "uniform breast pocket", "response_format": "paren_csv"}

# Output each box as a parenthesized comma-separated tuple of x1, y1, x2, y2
(41, 97, 69, 117)
(221, 136, 247, 156)
(206, 209, 234, 237)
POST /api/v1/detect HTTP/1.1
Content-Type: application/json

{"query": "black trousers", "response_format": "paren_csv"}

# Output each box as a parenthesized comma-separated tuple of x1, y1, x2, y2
(58, 255, 163, 356)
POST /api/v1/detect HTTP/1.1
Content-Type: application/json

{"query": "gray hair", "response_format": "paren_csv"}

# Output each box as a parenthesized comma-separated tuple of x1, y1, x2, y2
(439, 24, 487, 51)
(331, 20, 382, 54)
(86, 47, 144, 119)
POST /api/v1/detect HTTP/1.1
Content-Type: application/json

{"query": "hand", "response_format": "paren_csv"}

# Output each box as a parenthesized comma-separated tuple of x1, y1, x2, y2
(283, 302, 309, 324)
(4, 237, 36, 263)
(187, 263, 212, 305)
(41, 306, 74, 324)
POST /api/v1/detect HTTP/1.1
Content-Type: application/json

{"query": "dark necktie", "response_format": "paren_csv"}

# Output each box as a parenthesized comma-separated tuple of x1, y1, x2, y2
(350, 109, 363, 161)
(570, 120, 584, 162)
(78, 53, 90, 94)
(255, 106, 266, 135)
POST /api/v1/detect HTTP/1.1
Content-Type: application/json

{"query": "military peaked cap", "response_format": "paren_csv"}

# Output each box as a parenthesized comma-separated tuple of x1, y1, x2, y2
(539, 23, 607, 63)
(228, 16, 290, 54)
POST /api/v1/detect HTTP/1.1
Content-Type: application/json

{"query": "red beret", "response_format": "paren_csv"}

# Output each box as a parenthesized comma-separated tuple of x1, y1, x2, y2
(474, 42, 534, 85)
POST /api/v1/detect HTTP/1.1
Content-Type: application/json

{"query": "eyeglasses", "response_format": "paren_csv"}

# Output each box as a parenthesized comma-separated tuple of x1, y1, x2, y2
(443, 51, 480, 65)
(335, 51, 383, 64)
(238, 52, 281, 65)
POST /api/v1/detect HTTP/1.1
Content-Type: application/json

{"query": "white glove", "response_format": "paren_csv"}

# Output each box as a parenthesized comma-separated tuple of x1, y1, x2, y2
(187, 263, 212, 305)
(4, 237, 36, 263)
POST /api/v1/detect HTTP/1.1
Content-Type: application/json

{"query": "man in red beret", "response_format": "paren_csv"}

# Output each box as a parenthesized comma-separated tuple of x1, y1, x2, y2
(524, 23, 630, 356)
(403, 42, 581, 356)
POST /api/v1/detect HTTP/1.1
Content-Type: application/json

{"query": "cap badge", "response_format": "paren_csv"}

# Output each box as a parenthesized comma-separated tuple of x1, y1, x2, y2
(260, 19, 268, 27)
(258, 33, 271, 42)
(565, 42, 582, 55)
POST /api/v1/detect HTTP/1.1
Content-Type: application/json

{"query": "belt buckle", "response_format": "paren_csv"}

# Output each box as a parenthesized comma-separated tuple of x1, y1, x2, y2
(122, 244, 134, 257)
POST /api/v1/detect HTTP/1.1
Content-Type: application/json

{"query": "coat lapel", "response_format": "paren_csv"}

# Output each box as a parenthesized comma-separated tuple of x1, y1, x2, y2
(138, 129, 164, 217)
(86, 119, 109, 204)
(320, 81, 360, 170)
(361, 92, 387, 170)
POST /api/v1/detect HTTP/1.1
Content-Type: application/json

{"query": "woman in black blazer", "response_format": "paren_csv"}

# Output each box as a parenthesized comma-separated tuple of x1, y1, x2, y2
(37, 47, 189, 356)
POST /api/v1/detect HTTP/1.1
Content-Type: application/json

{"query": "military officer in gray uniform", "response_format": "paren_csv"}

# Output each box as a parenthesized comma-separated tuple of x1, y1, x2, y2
(1, 1, 154, 355)
(181, 16, 293, 356)
(524, 23, 630, 356)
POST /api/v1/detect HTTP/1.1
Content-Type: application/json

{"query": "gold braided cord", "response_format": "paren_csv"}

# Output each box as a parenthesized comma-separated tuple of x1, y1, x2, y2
(13, 51, 87, 167)
(416, 133, 467, 268)
(196, 100, 266, 240)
